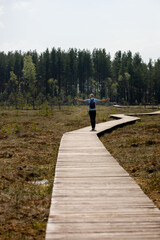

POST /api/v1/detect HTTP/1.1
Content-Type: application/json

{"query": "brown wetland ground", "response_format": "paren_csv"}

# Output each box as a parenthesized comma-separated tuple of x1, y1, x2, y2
(0, 104, 160, 239)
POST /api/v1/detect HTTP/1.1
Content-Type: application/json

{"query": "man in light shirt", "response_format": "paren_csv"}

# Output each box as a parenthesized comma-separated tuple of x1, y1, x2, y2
(75, 94, 110, 131)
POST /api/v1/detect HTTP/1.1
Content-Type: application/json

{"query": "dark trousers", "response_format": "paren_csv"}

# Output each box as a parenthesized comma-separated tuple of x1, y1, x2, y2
(89, 110, 96, 129)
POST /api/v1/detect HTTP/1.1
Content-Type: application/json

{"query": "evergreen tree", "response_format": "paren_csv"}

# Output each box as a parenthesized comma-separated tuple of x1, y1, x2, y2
(92, 49, 111, 98)
(7, 71, 19, 107)
(64, 49, 78, 96)
(153, 59, 160, 104)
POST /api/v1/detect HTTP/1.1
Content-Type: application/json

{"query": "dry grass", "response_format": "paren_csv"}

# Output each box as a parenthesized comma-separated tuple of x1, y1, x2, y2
(100, 114, 160, 209)
(0, 104, 159, 239)
(0, 104, 111, 240)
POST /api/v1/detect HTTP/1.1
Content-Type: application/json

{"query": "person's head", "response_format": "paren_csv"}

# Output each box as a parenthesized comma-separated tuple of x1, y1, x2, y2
(90, 93, 94, 98)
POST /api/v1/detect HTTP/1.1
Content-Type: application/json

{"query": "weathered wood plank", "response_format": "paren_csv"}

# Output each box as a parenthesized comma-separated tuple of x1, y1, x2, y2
(46, 232, 160, 240)
(46, 222, 160, 233)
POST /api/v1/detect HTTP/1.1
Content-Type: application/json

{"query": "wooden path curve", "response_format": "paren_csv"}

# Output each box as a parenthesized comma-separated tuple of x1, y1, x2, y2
(46, 111, 160, 240)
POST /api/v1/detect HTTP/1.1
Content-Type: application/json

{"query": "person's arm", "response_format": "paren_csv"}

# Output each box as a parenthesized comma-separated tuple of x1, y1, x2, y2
(99, 98, 110, 103)
(74, 98, 86, 103)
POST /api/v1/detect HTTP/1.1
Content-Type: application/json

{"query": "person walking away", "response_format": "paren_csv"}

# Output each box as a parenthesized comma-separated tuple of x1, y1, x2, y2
(75, 94, 110, 131)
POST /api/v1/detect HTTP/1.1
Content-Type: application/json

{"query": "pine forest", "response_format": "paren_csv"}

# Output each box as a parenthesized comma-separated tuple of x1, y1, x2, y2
(0, 48, 160, 108)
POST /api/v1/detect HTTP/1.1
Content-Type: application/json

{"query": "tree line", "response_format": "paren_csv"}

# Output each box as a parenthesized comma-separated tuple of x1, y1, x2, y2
(0, 48, 160, 108)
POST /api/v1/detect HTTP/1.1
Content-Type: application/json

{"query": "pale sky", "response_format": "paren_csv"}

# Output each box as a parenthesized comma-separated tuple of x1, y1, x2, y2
(0, 0, 160, 63)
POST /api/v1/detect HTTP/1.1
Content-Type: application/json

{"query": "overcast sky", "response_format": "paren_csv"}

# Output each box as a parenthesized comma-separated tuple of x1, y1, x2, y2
(0, 0, 160, 63)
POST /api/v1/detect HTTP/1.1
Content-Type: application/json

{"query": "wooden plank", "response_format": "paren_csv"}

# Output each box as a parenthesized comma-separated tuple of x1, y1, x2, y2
(46, 222, 160, 233)
(54, 176, 136, 183)
(48, 215, 160, 224)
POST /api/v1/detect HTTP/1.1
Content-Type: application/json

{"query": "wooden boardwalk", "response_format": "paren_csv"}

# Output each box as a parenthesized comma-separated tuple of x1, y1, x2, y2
(46, 112, 160, 240)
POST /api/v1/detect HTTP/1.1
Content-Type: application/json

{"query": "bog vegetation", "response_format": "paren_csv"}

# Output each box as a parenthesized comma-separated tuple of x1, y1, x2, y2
(0, 46, 160, 239)
(0, 105, 159, 240)
(0, 48, 160, 108)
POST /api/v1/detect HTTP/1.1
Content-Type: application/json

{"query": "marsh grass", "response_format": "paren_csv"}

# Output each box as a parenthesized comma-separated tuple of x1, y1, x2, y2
(0, 105, 159, 239)
(100, 114, 160, 208)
